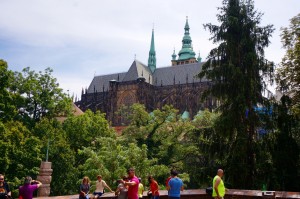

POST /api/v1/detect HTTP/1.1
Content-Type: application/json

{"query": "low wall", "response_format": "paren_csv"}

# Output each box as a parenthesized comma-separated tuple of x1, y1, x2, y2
(34, 189, 300, 199)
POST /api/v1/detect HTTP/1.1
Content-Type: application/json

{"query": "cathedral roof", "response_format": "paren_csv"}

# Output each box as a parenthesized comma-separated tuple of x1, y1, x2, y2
(87, 60, 152, 93)
(153, 62, 206, 86)
(87, 60, 208, 94)
(87, 72, 126, 93)
(122, 60, 152, 83)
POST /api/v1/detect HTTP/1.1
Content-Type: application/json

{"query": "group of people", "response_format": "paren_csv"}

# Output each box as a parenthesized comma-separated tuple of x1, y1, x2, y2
(79, 168, 141, 199)
(0, 168, 226, 199)
(0, 174, 42, 199)
(79, 168, 185, 199)
(79, 175, 113, 199)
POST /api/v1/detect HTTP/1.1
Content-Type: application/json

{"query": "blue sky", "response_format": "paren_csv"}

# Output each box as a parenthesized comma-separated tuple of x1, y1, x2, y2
(0, 0, 299, 99)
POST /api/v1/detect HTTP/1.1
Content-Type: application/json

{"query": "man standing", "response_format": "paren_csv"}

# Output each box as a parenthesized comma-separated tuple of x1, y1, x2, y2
(212, 169, 226, 199)
(167, 170, 183, 199)
(19, 176, 42, 199)
(0, 174, 11, 199)
(124, 168, 139, 199)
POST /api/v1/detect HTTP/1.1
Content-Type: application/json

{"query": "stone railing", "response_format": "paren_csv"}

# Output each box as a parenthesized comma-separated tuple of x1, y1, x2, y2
(34, 189, 300, 199)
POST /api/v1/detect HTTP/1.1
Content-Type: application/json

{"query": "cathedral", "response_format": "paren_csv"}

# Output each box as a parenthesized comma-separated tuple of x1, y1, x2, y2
(75, 17, 214, 127)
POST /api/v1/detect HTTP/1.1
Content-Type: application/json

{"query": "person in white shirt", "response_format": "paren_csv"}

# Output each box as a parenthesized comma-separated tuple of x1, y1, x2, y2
(92, 175, 113, 199)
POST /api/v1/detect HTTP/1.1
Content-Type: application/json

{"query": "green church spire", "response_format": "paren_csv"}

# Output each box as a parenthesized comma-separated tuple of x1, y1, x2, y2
(148, 28, 156, 73)
(172, 48, 177, 60)
(197, 51, 202, 62)
(178, 16, 196, 61)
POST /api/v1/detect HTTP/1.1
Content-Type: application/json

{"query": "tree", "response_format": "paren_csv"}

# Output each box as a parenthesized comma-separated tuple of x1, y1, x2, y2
(121, 104, 195, 166)
(199, 0, 274, 188)
(33, 118, 79, 195)
(0, 60, 16, 121)
(276, 13, 300, 117)
(272, 96, 300, 191)
(183, 110, 225, 188)
(63, 110, 116, 166)
(12, 67, 72, 124)
(80, 139, 168, 190)
(0, 120, 43, 197)
(121, 104, 192, 185)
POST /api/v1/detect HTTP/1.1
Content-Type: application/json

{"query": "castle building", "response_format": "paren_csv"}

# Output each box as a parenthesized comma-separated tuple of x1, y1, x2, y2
(75, 17, 213, 126)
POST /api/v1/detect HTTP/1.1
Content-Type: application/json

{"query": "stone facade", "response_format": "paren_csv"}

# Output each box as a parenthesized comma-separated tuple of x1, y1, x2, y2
(76, 76, 214, 126)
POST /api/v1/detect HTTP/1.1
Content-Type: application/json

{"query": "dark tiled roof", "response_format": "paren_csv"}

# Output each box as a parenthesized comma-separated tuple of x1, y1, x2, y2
(87, 72, 126, 93)
(87, 60, 207, 93)
(122, 60, 152, 83)
(153, 62, 205, 86)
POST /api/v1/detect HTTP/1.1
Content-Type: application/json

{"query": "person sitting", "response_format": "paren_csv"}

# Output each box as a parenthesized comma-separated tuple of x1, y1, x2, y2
(0, 174, 11, 199)
(79, 176, 90, 199)
(92, 175, 113, 199)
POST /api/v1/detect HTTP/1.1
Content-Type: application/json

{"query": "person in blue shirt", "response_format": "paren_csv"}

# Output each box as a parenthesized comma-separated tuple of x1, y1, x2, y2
(166, 170, 184, 199)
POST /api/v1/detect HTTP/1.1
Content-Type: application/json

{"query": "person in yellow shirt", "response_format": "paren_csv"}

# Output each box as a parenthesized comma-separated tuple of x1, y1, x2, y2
(212, 169, 227, 199)
(138, 178, 144, 199)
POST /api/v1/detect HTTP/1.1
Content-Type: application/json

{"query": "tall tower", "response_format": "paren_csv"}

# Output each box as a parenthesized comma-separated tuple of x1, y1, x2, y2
(172, 16, 197, 66)
(148, 28, 156, 73)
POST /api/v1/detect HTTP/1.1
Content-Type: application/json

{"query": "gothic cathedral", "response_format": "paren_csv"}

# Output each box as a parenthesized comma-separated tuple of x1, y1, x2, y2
(75, 17, 214, 127)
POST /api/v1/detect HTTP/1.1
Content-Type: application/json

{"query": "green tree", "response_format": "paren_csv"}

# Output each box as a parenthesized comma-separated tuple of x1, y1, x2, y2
(272, 96, 299, 191)
(0, 121, 43, 197)
(33, 118, 79, 195)
(122, 104, 180, 159)
(199, 0, 274, 188)
(12, 67, 71, 124)
(121, 104, 192, 185)
(122, 104, 171, 160)
(80, 139, 168, 190)
(276, 13, 300, 117)
(1, 121, 42, 178)
(183, 110, 225, 188)
(63, 110, 116, 166)
(0, 60, 16, 121)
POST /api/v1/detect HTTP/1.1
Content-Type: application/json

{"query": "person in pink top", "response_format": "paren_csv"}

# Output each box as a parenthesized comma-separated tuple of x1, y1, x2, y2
(19, 176, 42, 199)
(122, 168, 139, 199)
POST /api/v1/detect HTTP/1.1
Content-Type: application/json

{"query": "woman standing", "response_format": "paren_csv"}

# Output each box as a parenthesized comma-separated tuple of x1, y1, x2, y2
(79, 176, 90, 199)
(148, 176, 159, 199)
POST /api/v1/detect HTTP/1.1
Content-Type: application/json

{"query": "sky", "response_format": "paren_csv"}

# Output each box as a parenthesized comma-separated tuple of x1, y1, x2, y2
(0, 0, 299, 99)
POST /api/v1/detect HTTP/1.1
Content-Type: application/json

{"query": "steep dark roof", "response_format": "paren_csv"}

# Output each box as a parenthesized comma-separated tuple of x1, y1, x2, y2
(87, 72, 126, 93)
(87, 60, 207, 93)
(153, 62, 205, 86)
(122, 60, 152, 83)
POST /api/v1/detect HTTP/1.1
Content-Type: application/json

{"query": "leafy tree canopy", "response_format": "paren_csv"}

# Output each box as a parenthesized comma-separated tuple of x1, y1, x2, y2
(276, 13, 300, 117)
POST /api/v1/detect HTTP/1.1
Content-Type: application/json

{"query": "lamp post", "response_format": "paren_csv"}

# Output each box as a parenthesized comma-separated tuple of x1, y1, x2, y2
(46, 139, 50, 162)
